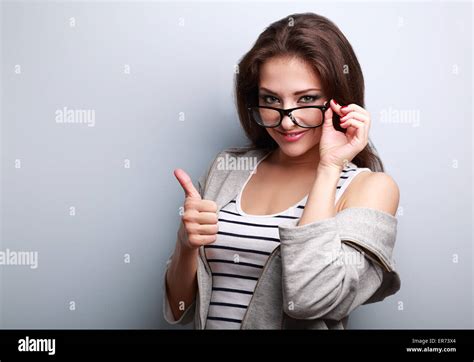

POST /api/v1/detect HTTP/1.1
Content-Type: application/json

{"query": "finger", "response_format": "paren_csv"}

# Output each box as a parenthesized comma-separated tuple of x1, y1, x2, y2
(195, 199, 218, 213)
(188, 234, 217, 246)
(340, 111, 370, 123)
(174, 168, 201, 199)
(196, 211, 219, 225)
(323, 103, 334, 127)
(340, 112, 371, 139)
(340, 103, 370, 116)
(184, 198, 218, 214)
(330, 98, 346, 117)
(340, 118, 366, 129)
(197, 223, 219, 235)
(339, 118, 367, 144)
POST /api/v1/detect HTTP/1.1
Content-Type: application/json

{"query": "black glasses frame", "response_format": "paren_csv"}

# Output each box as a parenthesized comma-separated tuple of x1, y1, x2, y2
(247, 101, 330, 128)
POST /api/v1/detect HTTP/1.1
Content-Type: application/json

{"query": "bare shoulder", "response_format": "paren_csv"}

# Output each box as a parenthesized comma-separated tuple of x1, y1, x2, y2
(341, 171, 400, 216)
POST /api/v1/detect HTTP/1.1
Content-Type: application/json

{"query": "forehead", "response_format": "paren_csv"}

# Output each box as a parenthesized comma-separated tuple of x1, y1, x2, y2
(259, 56, 322, 93)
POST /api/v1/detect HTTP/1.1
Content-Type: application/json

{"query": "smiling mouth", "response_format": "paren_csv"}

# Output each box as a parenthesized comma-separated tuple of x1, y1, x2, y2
(277, 130, 307, 136)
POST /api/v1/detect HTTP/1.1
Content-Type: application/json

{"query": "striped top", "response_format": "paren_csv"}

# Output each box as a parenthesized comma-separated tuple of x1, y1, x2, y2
(203, 158, 371, 329)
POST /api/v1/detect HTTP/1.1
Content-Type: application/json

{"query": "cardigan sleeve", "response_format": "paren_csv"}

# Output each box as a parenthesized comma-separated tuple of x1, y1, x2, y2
(163, 215, 202, 325)
(162, 150, 222, 325)
(278, 206, 401, 321)
(162, 246, 197, 325)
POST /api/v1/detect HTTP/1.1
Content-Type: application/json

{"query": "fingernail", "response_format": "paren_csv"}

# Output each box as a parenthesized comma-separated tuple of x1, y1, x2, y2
(341, 106, 348, 111)
(333, 99, 338, 105)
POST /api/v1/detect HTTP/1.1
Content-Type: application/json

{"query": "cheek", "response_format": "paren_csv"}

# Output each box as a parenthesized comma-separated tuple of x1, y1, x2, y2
(266, 129, 279, 143)
(266, 128, 275, 137)
(303, 129, 321, 147)
(310, 128, 322, 142)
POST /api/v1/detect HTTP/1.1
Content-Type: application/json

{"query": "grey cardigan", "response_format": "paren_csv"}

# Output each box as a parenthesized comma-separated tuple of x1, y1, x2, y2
(163, 146, 401, 329)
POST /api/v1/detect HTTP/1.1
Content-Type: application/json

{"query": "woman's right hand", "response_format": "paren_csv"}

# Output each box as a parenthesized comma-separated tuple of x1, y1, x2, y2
(174, 168, 219, 250)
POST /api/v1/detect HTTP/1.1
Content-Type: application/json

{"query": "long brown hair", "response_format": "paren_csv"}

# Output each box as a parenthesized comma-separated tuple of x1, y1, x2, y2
(234, 12, 384, 172)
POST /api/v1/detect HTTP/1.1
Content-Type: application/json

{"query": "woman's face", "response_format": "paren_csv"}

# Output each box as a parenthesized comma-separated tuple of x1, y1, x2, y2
(258, 56, 327, 159)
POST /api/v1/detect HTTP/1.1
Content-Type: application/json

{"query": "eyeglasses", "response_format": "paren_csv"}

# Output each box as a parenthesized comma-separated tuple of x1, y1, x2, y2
(247, 101, 329, 128)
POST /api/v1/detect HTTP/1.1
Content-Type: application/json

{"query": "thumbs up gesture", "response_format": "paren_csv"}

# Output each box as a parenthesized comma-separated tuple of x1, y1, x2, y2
(174, 168, 219, 250)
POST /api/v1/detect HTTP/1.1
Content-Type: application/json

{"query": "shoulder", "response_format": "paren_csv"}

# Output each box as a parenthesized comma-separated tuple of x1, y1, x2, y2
(212, 146, 271, 166)
(201, 145, 268, 181)
(219, 146, 272, 161)
(205, 146, 257, 169)
(342, 171, 400, 217)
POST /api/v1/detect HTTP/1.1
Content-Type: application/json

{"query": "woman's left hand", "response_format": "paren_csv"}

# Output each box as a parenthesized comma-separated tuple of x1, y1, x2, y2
(318, 98, 371, 171)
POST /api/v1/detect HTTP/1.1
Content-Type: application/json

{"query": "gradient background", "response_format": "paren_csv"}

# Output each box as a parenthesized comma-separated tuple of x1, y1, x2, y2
(0, 0, 472, 329)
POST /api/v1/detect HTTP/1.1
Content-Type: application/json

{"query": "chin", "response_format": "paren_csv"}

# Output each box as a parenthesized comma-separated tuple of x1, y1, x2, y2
(275, 142, 317, 157)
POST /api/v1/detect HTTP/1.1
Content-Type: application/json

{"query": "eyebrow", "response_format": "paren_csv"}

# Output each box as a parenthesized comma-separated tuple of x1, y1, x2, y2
(259, 87, 322, 96)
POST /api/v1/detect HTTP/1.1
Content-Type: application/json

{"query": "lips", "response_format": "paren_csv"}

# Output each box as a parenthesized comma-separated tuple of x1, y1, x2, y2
(276, 129, 309, 142)
(277, 131, 306, 136)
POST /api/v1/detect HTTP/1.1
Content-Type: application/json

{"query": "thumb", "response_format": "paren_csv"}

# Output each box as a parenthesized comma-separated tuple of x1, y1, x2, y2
(325, 99, 345, 129)
(174, 168, 201, 199)
(324, 102, 335, 128)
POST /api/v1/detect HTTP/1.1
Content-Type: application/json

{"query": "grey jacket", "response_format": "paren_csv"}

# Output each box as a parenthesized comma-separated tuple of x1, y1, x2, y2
(163, 146, 401, 329)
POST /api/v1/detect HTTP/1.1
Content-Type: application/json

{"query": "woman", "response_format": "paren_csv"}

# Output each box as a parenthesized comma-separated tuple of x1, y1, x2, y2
(164, 12, 400, 329)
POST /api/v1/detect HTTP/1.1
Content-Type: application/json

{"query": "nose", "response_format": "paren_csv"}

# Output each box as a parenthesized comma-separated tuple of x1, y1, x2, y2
(279, 112, 298, 130)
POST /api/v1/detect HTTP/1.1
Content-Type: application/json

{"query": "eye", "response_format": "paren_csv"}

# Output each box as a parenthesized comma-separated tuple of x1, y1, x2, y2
(260, 95, 279, 104)
(299, 95, 321, 103)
